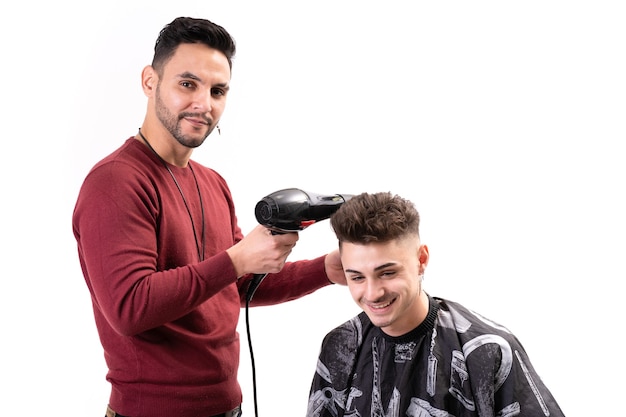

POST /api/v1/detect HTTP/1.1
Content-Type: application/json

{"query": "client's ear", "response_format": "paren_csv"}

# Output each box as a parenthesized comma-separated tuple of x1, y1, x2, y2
(418, 244, 429, 274)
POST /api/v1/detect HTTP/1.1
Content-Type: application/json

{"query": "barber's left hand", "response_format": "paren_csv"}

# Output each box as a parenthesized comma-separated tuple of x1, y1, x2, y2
(324, 249, 346, 285)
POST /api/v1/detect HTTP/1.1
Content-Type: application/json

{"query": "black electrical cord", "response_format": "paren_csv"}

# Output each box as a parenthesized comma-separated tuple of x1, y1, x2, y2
(245, 273, 267, 417)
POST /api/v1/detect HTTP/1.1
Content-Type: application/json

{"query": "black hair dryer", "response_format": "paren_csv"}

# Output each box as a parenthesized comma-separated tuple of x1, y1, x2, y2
(254, 188, 353, 233)
(247, 188, 353, 301)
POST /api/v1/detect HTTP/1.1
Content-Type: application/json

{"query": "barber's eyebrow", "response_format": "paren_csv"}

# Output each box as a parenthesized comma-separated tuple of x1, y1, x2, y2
(178, 71, 202, 81)
(345, 262, 397, 274)
(177, 71, 230, 90)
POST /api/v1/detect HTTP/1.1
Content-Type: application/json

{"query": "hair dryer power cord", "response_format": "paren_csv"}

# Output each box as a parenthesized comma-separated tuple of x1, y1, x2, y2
(245, 273, 267, 417)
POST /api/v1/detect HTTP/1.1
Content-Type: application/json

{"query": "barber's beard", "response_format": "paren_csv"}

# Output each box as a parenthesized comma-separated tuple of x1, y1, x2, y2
(155, 87, 213, 148)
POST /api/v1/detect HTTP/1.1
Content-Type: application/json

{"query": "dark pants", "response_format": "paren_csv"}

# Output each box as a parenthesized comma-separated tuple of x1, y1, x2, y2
(106, 404, 242, 417)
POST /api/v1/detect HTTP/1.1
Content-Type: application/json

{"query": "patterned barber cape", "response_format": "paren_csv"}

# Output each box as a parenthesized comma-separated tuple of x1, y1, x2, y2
(307, 296, 565, 417)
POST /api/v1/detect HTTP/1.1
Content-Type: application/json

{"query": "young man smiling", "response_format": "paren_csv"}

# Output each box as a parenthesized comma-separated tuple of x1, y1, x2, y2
(307, 192, 565, 417)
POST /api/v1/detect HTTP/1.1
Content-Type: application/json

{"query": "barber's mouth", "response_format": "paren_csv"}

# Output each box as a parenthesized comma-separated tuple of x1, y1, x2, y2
(186, 118, 208, 127)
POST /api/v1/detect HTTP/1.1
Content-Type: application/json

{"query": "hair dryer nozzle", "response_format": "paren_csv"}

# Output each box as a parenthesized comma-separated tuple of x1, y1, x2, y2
(254, 188, 353, 232)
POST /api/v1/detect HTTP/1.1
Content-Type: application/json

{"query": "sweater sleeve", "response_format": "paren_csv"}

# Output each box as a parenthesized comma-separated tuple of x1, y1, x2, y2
(236, 255, 333, 307)
(73, 157, 240, 336)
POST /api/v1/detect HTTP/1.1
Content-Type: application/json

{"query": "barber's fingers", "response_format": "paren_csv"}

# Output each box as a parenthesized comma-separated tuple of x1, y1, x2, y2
(229, 226, 301, 275)
(270, 230, 299, 246)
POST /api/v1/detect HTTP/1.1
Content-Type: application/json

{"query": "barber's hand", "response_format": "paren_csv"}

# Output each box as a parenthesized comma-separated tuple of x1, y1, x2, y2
(324, 249, 346, 285)
(226, 224, 299, 277)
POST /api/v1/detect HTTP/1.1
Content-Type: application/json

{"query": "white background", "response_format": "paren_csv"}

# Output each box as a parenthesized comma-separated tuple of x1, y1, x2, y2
(1, 1, 624, 416)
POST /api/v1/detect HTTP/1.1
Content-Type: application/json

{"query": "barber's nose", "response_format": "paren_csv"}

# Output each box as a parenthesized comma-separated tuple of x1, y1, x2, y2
(192, 89, 212, 112)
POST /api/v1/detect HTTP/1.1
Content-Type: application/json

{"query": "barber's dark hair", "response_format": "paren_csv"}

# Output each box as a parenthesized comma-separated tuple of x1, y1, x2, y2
(152, 17, 236, 74)
(330, 192, 420, 244)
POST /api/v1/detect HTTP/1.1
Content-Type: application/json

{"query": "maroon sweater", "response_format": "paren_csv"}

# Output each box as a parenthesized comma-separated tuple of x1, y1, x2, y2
(73, 138, 331, 417)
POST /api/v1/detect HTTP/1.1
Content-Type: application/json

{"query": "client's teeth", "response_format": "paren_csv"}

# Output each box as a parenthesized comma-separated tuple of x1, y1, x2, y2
(372, 301, 391, 309)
